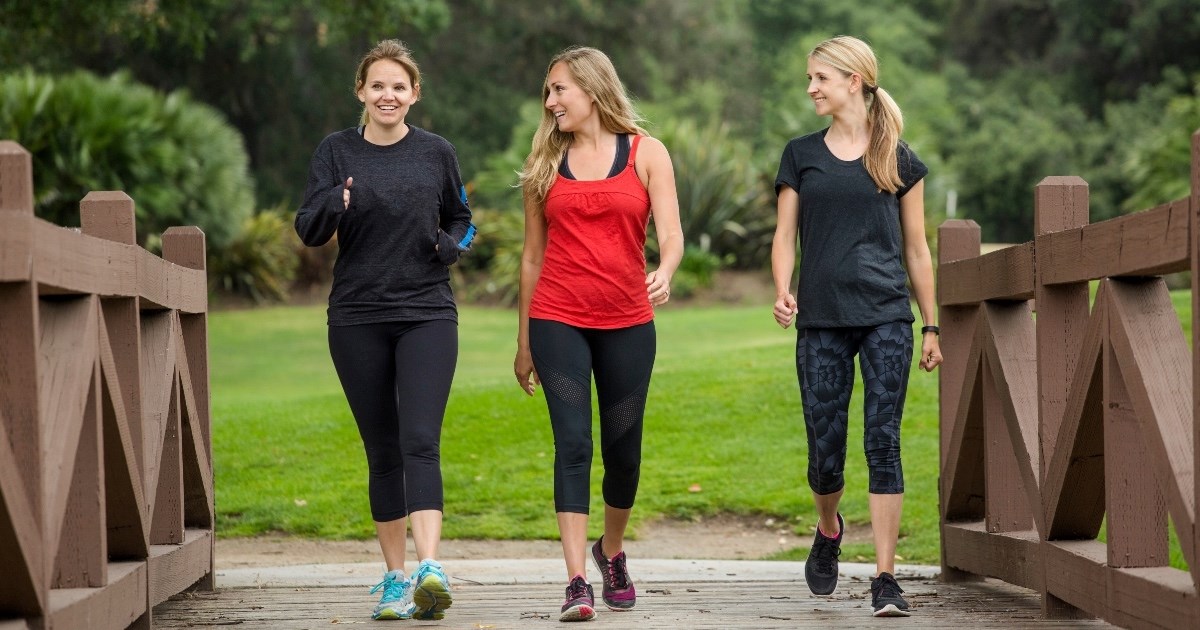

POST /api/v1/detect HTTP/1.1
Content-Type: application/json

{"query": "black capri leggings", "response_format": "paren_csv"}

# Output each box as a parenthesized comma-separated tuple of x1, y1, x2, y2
(796, 321, 912, 496)
(328, 319, 457, 521)
(529, 318, 656, 514)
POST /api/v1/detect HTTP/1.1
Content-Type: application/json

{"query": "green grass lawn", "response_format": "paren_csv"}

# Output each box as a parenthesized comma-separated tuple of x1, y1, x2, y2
(210, 289, 1192, 567)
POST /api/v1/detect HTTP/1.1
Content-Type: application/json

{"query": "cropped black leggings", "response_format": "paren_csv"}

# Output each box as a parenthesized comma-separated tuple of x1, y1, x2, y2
(529, 318, 656, 514)
(796, 322, 912, 496)
(328, 319, 457, 521)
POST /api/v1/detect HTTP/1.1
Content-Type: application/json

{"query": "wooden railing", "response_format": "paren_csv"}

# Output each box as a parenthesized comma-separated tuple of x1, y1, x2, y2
(937, 131, 1200, 628)
(0, 141, 213, 629)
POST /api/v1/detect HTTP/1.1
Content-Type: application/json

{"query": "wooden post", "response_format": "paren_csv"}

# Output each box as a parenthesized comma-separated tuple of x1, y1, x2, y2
(81, 192, 148, 560)
(162, 226, 213, 591)
(0, 141, 46, 618)
(1032, 176, 1091, 618)
(937, 219, 984, 582)
(1190, 129, 1200, 598)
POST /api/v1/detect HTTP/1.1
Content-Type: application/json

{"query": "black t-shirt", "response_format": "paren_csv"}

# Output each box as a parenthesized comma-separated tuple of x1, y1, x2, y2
(295, 125, 474, 326)
(774, 128, 928, 328)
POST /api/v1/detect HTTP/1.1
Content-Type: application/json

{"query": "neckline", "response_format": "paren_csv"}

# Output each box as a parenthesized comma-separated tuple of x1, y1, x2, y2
(561, 134, 630, 182)
(356, 123, 413, 148)
(820, 127, 865, 164)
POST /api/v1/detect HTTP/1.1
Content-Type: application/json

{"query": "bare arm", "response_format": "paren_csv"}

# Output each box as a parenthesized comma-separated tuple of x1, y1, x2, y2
(636, 136, 684, 306)
(899, 179, 941, 372)
(771, 186, 800, 329)
(514, 189, 548, 395)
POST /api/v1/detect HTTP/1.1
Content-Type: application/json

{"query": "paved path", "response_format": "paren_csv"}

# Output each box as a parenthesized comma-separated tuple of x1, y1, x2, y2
(153, 559, 1115, 628)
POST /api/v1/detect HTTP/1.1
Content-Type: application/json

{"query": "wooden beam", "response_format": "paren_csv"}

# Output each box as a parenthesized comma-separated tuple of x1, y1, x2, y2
(1040, 198, 1190, 285)
(942, 521, 1042, 590)
(938, 242, 1035, 305)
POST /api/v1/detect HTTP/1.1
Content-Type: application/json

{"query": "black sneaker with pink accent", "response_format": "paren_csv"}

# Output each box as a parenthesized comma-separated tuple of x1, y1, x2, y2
(591, 537, 636, 610)
(559, 575, 596, 622)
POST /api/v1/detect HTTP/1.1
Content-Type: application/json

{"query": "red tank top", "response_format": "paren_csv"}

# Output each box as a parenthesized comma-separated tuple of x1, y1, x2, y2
(529, 135, 653, 329)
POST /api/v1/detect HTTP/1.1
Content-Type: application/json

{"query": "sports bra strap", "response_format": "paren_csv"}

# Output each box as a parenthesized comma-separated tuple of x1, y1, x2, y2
(627, 134, 642, 167)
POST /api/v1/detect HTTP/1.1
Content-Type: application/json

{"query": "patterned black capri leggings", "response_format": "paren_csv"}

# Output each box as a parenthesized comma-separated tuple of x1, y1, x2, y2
(796, 321, 913, 496)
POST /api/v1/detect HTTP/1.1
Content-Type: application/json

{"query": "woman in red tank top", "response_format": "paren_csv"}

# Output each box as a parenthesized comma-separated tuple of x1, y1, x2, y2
(514, 46, 684, 622)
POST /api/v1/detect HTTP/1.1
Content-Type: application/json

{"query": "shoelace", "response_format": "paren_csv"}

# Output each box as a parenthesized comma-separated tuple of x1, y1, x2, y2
(608, 553, 630, 589)
(567, 577, 590, 601)
(874, 575, 904, 600)
(812, 537, 841, 574)
(370, 575, 407, 602)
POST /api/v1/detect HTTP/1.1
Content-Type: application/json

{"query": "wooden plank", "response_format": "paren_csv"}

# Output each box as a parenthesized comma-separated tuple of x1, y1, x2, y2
(37, 297, 97, 564)
(981, 302, 1042, 535)
(0, 141, 33, 214)
(139, 311, 175, 511)
(1043, 288, 1106, 539)
(1107, 566, 1197, 629)
(942, 521, 1042, 590)
(147, 529, 212, 606)
(47, 560, 146, 630)
(136, 250, 206, 314)
(981, 321, 1035, 535)
(1191, 128, 1200, 613)
(1103, 344, 1168, 568)
(153, 576, 1115, 629)
(1042, 540, 1108, 619)
(0, 213, 34, 281)
(52, 361, 107, 589)
(1040, 199, 1191, 285)
(1034, 176, 1091, 492)
(1107, 279, 1196, 571)
(175, 320, 213, 529)
(32, 220, 136, 297)
(98, 308, 149, 560)
(150, 379, 184, 546)
(0, 281, 44, 616)
(942, 326, 985, 520)
(939, 242, 1035, 305)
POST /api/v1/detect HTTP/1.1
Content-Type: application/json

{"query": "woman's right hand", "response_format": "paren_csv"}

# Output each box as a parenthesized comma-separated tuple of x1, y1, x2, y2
(773, 293, 798, 329)
(514, 348, 539, 396)
(342, 176, 353, 209)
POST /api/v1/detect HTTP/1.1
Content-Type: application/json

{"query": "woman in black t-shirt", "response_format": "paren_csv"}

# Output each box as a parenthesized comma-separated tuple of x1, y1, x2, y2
(770, 35, 941, 619)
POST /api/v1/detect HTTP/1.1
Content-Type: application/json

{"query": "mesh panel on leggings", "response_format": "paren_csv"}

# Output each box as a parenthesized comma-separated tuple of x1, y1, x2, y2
(601, 391, 644, 448)
(540, 365, 590, 409)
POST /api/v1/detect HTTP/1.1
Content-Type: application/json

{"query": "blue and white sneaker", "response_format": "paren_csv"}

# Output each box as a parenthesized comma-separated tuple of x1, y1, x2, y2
(411, 559, 453, 620)
(369, 569, 414, 620)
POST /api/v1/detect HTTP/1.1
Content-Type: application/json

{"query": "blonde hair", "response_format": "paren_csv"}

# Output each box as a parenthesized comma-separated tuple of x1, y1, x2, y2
(810, 36, 904, 193)
(354, 39, 422, 126)
(518, 46, 647, 204)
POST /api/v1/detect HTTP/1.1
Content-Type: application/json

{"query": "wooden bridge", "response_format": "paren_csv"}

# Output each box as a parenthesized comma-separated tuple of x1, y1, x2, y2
(3, 132, 1200, 628)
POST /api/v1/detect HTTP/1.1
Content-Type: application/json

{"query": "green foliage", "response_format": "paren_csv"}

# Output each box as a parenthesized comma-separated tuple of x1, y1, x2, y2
(452, 206, 525, 305)
(647, 116, 774, 268)
(669, 247, 724, 298)
(210, 208, 301, 303)
(0, 69, 253, 248)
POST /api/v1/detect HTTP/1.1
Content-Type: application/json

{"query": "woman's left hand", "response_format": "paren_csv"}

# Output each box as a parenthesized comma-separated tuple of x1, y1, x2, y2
(646, 270, 672, 306)
(919, 333, 942, 372)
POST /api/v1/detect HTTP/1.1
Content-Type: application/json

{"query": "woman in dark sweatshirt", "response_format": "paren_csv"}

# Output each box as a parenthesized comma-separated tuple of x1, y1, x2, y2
(294, 38, 474, 623)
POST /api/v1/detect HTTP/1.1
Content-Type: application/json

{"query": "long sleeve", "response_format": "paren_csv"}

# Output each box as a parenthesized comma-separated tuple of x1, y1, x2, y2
(294, 142, 347, 247)
(435, 147, 476, 266)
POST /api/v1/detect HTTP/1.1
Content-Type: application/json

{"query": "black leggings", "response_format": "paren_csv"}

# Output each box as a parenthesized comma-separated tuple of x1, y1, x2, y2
(328, 319, 457, 521)
(796, 322, 912, 495)
(529, 318, 655, 513)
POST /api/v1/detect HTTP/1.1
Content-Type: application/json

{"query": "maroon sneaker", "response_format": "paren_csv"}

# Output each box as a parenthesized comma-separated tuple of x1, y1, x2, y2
(591, 537, 636, 610)
(559, 574, 595, 622)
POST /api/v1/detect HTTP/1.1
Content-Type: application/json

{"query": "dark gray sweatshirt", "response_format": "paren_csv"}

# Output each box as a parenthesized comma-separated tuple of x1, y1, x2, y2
(295, 125, 474, 326)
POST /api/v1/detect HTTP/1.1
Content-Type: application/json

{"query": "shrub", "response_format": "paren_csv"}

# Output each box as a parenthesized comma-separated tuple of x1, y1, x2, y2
(209, 208, 299, 304)
(0, 69, 253, 249)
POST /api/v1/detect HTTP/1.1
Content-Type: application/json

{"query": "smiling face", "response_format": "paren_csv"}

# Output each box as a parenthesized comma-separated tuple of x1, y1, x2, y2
(544, 61, 595, 133)
(806, 57, 857, 117)
(356, 59, 420, 131)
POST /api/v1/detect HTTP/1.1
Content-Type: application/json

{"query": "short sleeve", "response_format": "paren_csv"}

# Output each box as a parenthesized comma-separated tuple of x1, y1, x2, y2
(896, 142, 928, 198)
(774, 140, 801, 196)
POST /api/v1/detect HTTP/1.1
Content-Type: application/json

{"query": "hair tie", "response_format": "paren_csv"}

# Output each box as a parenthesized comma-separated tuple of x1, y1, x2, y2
(866, 84, 879, 95)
